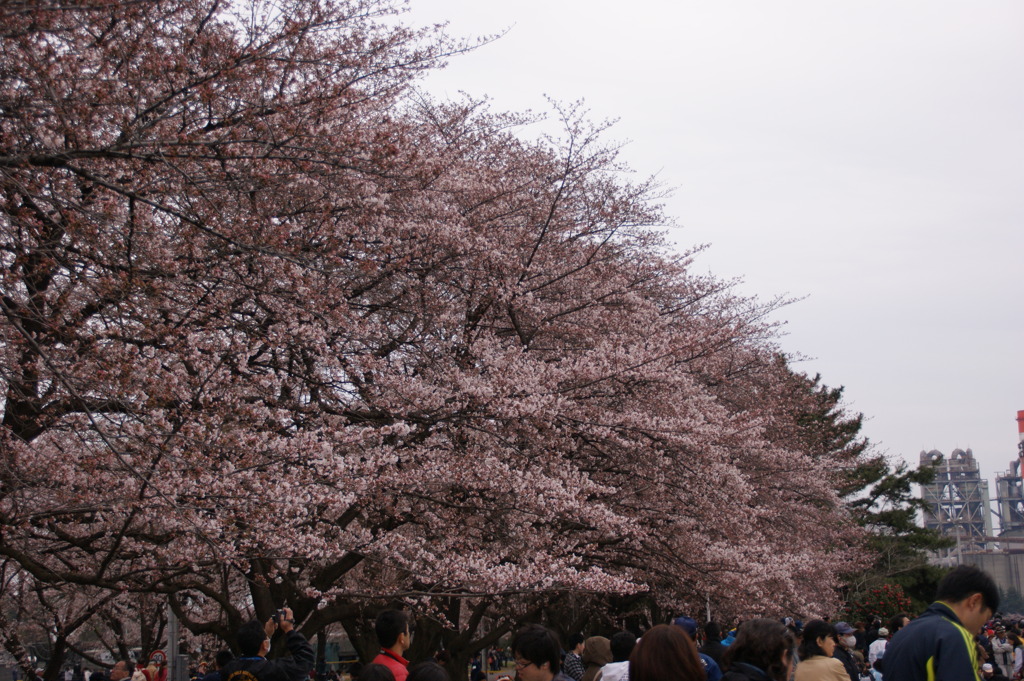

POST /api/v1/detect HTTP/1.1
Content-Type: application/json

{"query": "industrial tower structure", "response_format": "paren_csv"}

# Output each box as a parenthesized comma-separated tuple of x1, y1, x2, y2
(994, 411, 1024, 540)
(920, 447, 994, 561)
(917, 412, 1024, 594)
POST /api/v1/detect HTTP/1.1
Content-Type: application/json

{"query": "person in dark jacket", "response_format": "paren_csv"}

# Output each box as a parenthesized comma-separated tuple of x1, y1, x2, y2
(673, 616, 721, 681)
(701, 623, 726, 668)
(720, 619, 795, 681)
(882, 564, 999, 681)
(219, 608, 315, 681)
(832, 623, 859, 681)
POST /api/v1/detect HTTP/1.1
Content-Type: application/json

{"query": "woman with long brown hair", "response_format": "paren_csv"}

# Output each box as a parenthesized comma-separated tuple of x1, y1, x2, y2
(629, 625, 706, 681)
(721, 619, 796, 681)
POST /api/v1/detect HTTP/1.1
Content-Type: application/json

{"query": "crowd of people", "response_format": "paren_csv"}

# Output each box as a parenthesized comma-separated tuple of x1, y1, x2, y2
(55, 564, 1017, 681)
(492, 565, 1008, 681)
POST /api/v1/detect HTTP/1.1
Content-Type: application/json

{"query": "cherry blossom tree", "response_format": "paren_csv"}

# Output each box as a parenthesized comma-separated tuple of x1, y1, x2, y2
(1, 0, 871, 666)
(0, 561, 126, 681)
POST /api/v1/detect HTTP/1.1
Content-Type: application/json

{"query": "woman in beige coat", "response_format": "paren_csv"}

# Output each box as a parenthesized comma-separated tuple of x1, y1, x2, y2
(794, 620, 850, 681)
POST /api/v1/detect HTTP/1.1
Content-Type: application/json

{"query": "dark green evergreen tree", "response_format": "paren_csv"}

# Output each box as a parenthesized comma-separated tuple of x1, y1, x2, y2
(769, 363, 952, 613)
(844, 457, 953, 612)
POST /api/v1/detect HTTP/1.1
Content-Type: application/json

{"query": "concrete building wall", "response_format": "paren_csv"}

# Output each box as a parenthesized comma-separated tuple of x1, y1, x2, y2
(964, 552, 1024, 596)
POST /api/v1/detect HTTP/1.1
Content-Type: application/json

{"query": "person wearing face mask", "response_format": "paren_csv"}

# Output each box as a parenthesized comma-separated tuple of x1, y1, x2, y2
(832, 623, 860, 681)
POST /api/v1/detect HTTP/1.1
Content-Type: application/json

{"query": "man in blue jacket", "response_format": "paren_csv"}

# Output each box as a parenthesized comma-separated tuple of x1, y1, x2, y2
(882, 564, 999, 681)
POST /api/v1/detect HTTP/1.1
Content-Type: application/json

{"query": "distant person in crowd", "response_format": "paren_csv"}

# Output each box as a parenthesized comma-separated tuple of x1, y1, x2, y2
(720, 619, 796, 681)
(700, 624, 726, 668)
(1009, 632, 1024, 678)
(883, 564, 1000, 681)
(887, 614, 910, 638)
(831, 622, 859, 681)
(598, 631, 635, 681)
(673, 616, 721, 681)
(852, 622, 868, 655)
(139, 655, 166, 681)
(981, 662, 1010, 681)
(110, 662, 134, 681)
(218, 608, 315, 681)
(510, 624, 571, 681)
(563, 634, 586, 681)
(200, 652, 234, 681)
(794, 620, 848, 681)
(628, 625, 704, 681)
(580, 637, 611, 681)
(371, 611, 414, 681)
(865, 619, 882, 648)
(406, 662, 450, 681)
(992, 624, 1014, 671)
(979, 640, 1008, 680)
(469, 664, 486, 681)
(867, 627, 889, 669)
(851, 651, 871, 681)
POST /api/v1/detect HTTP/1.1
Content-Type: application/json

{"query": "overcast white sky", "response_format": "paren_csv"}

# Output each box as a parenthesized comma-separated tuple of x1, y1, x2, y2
(405, 1, 1024, 486)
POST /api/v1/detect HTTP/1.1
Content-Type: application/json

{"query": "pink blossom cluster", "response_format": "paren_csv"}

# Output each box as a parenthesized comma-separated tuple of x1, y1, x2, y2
(0, 0, 870, 666)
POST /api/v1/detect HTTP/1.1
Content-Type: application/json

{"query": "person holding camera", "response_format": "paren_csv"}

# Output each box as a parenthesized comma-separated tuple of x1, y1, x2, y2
(219, 608, 315, 681)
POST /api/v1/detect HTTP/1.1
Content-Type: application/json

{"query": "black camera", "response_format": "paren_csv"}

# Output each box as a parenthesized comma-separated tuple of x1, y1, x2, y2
(271, 609, 287, 624)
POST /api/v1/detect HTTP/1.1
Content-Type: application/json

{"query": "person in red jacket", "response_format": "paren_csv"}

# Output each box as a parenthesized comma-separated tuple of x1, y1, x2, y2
(372, 611, 414, 681)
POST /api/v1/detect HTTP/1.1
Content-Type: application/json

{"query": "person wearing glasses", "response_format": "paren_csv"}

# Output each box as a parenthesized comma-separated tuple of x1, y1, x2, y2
(511, 625, 572, 681)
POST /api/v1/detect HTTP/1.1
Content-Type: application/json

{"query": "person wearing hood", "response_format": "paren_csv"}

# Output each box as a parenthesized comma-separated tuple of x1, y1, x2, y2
(597, 632, 635, 681)
(581, 637, 611, 681)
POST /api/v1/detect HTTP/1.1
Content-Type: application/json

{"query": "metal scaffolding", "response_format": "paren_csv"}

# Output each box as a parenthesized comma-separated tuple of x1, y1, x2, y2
(920, 448, 994, 560)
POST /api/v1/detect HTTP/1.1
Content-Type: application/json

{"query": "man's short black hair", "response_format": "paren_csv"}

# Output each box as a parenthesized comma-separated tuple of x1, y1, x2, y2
(358, 664, 395, 681)
(375, 610, 411, 649)
(609, 631, 636, 663)
(215, 651, 234, 669)
(237, 620, 267, 657)
(406, 662, 451, 681)
(511, 624, 561, 674)
(567, 633, 585, 650)
(936, 564, 1000, 612)
(704, 622, 721, 641)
